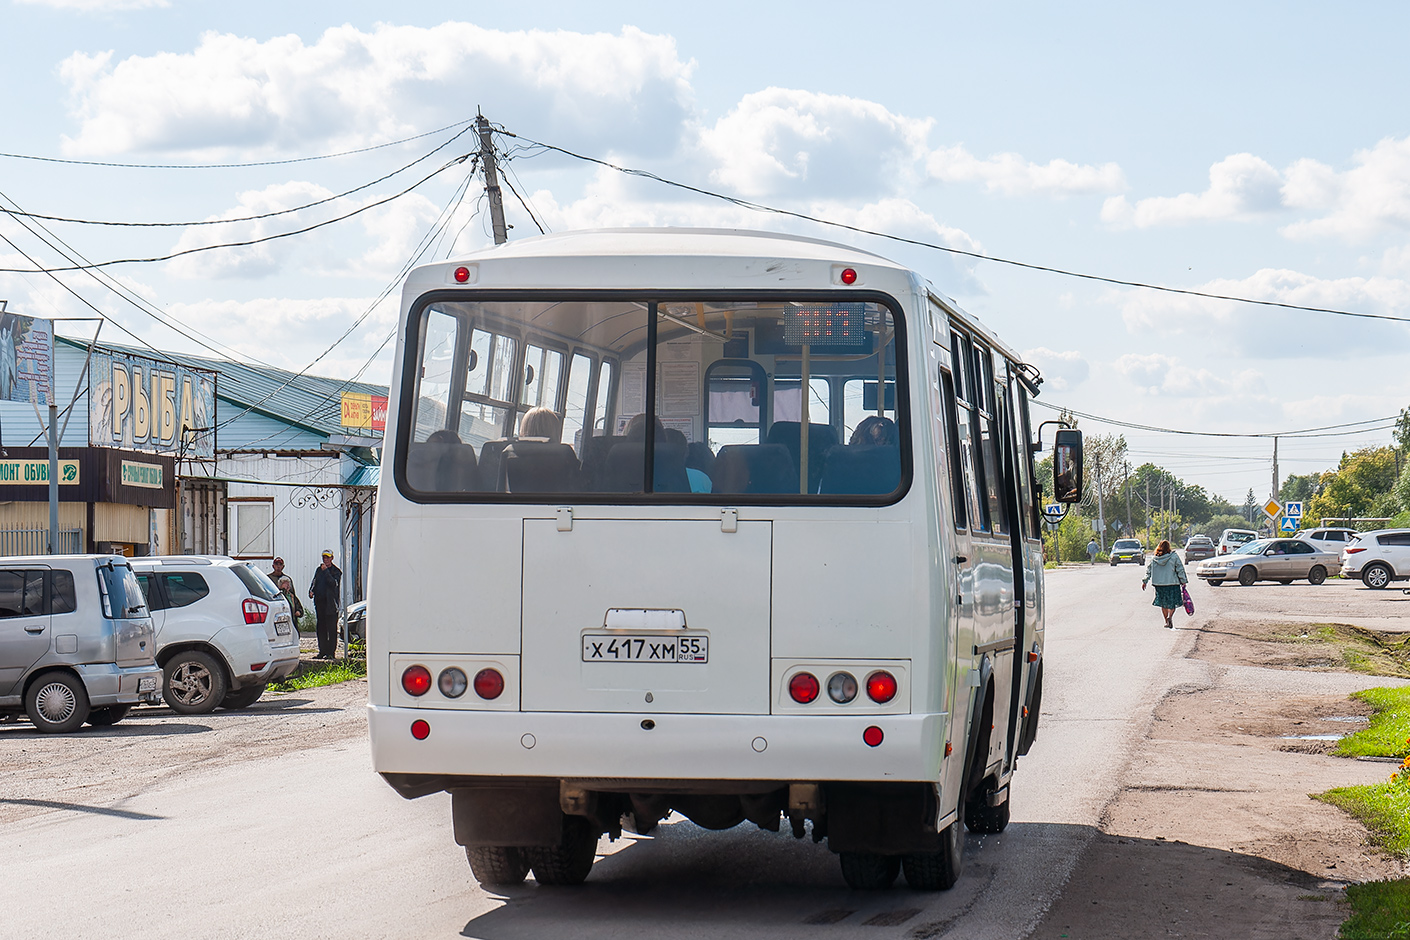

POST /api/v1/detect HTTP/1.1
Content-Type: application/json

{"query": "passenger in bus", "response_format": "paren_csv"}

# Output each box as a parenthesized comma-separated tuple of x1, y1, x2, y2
(849, 415, 900, 448)
(686, 442, 716, 493)
(660, 428, 712, 493)
(519, 406, 562, 443)
(408, 429, 480, 492)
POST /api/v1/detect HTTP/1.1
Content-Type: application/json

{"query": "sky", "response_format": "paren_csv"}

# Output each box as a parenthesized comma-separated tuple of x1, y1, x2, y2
(2, 0, 1408, 505)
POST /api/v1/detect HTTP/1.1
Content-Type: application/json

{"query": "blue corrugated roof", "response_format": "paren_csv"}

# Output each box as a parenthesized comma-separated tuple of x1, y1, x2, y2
(58, 336, 388, 443)
(346, 465, 381, 487)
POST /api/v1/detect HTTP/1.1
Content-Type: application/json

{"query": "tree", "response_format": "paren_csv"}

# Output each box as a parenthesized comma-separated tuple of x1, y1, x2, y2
(1306, 447, 1401, 524)
(1279, 473, 1319, 505)
(1242, 489, 1258, 524)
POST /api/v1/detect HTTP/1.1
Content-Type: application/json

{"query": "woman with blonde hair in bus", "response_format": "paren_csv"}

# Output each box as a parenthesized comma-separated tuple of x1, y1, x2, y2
(1141, 539, 1187, 629)
(519, 407, 562, 443)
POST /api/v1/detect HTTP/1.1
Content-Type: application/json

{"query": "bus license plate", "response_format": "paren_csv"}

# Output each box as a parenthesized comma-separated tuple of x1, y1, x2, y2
(581, 634, 708, 664)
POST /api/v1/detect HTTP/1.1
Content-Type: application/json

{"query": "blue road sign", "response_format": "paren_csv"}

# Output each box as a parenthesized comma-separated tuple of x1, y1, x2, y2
(1284, 500, 1304, 518)
(1280, 517, 1298, 532)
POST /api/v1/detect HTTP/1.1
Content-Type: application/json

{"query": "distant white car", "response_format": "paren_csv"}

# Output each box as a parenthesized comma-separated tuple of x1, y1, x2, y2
(1341, 529, 1410, 589)
(132, 557, 300, 714)
(1217, 529, 1259, 555)
(1298, 527, 1359, 555)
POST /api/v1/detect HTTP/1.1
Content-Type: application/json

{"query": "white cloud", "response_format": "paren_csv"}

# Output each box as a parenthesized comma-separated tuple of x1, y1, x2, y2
(1101, 153, 1283, 227)
(1112, 352, 1265, 398)
(1114, 268, 1410, 358)
(17, 0, 166, 9)
(699, 88, 933, 199)
(58, 23, 696, 158)
(929, 147, 1125, 196)
(1022, 347, 1089, 391)
(165, 296, 394, 374)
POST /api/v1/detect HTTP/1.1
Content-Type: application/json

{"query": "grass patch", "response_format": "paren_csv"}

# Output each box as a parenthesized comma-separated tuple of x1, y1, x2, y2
(1267, 623, 1410, 678)
(1318, 781, 1410, 856)
(1340, 879, 1410, 939)
(1337, 687, 1410, 759)
(268, 656, 366, 692)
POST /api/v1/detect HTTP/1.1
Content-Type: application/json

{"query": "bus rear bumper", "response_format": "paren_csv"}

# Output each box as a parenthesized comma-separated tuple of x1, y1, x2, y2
(368, 705, 948, 786)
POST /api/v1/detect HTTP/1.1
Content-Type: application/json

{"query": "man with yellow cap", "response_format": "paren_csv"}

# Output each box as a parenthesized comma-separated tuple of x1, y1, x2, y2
(308, 549, 343, 659)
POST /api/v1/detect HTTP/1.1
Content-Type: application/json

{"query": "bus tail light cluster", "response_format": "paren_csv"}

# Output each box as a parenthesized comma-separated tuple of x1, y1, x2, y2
(778, 662, 907, 712)
(394, 657, 514, 708)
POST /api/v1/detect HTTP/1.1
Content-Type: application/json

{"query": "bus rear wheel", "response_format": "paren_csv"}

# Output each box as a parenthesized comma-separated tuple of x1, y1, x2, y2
(901, 812, 964, 891)
(838, 852, 900, 889)
(965, 782, 1010, 834)
(525, 815, 598, 886)
(466, 846, 529, 886)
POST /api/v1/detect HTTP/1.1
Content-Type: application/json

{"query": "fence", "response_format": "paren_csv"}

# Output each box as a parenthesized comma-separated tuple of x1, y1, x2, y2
(0, 528, 83, 556)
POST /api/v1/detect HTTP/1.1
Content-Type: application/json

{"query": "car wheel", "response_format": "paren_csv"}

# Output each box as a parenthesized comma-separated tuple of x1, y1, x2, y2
(1207, 579, 1221, 587)
(901, 812, 964, 891)
(1308, 566, 1327, 585)
(840, 852, 901, 890)
(466, 846, 529, 886)
(1109, 559, 1117, 567)
(24, 671, 90, 733)
(221, 682, 267, 710)
(163, 651, 228, 715)
(1363, 564, 1393, 590)
(1238, 566, 1258, 586)
(86, 705, 131, 727)
(525, 815, 599, 886)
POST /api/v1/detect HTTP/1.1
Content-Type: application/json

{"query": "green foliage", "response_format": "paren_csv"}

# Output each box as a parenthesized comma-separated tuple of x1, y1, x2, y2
(1339, 879, 1410, 940)
(1042, 510, 1093, 564)
(298, 610, 316, 634)
(1318, 781, 1410, 856)
(1280, 472, 1320, 505)
(1336, 687, 1410, 759)
(1308, 447, 1402, 523)
(269, 657, 366, 692)
(1204, 513, 1252, 543)
(1395, 464, 1410, 516)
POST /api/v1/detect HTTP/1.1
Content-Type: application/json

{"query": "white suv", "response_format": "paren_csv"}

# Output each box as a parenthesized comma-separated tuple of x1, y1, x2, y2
(1341, 529, 1410, 589)
(1299, 527, 1359, 555)
(1218, 529, 1259, 555)
(132, 557, 300, 714)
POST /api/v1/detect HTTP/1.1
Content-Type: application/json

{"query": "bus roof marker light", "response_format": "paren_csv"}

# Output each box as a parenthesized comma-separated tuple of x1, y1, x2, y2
(411, 719, 430, 740)
(863, 726, 884, 747)
(865, 670, 897, 704)
(840, 267, 858, 285)
(453, 266, 472, 283)
(788, 672, 820, 704)
(401, 664, 432, 697)
(473, 667, 505, 700)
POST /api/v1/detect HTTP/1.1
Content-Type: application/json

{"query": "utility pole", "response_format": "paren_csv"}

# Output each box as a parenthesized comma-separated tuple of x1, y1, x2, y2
(1095, 453, 1106, 552)
(1145, 478, 1151, 547)
(476, 113, 509, 245)
(1272, 436, 1279, 501)
(1124, 460, 1132, 536)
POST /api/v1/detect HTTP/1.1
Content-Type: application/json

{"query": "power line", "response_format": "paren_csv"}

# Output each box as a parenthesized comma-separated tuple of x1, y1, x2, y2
(0, 155, 472, 275)
(1032, 398, 1398, 440)
(499, 129, 1410, 327)
(0, 118, 476, 170)
(0, 124, 477, 229)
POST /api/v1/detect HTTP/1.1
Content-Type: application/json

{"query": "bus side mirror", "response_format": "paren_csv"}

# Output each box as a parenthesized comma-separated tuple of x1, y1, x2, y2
(1052, 429, 1084, 503)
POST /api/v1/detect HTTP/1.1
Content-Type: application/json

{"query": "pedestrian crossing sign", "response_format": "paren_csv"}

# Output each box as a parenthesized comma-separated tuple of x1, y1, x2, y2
(1280, 517, 1297, 533)
(1284, 500, 1303, 518)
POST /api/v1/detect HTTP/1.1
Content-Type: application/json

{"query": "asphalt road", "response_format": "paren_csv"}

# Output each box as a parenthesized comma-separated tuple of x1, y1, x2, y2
(0, 564, 1246, 939)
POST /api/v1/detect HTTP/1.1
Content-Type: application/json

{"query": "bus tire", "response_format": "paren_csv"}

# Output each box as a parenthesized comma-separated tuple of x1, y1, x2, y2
(901, 813, 963, 891)
(466, 846, 529, 886)
(525, 815, 598, 886)
(838, 852, 900, 890)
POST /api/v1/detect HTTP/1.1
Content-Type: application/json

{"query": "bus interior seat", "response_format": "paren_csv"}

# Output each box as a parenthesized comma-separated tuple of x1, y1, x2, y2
(817, 444, 901, 495)
(503, 441, 581, 493)
(407, 439, 480, 492)
(478, 439, 511, 492)
(766, 421, 838, 493)
(598, 441, 691, 493)
(579, 434, 625, 490)
(711, 444, 797, 495)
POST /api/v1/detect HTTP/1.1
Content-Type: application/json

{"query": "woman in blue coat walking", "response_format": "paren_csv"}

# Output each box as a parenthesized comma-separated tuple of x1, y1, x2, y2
(1142, 539, 1187, 629)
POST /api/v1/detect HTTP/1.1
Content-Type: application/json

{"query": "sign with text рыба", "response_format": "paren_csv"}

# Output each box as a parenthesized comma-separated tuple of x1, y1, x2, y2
(90, 352, 216, 459)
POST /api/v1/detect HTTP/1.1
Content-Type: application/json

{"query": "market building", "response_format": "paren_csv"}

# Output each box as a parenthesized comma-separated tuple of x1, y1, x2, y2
(0, 327, 386, 608)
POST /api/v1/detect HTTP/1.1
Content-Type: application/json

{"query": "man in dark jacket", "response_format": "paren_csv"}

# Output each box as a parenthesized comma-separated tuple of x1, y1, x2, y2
(308, 549, 343, 659)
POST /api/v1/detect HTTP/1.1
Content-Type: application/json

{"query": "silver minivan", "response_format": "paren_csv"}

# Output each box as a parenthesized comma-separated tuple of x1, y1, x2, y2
(0, 555, 163, 733)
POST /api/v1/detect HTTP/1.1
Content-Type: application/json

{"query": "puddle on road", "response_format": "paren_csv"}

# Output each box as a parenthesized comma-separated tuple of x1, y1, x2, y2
(1322, 716, 1369, 723)
(1282, 734, 1346, 741)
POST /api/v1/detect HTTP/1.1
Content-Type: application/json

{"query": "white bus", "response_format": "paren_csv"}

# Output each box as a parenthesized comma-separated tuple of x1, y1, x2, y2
(368, 228, 1084, 891)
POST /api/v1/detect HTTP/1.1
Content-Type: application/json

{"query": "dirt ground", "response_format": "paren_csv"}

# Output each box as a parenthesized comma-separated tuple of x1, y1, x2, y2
(1030, 577, 1409, 939)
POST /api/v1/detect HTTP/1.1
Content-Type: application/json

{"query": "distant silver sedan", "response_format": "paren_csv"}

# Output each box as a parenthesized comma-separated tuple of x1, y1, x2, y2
(1196, 538, 1342, 586)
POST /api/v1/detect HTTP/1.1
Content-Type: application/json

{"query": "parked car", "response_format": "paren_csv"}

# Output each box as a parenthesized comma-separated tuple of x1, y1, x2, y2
(1197, 538, 1341, 586)
(1299, 527, 1360, 555)
(1340, 529, 1410, 589)
(131, 557, 300, 714)
(1217, 529, 1259, 555)
(0, 555, 163, 733)
(1109, 538, 1145, 566)
(340, 599, 367, 642)
(1184, 536, 1216, 562)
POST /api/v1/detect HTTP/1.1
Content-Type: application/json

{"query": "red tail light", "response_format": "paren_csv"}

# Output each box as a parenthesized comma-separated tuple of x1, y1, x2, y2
(243, 599, 269, 624)
(401, 664, 432, 696)
(410, 719, 430, 740)
(866, 671, 898, 704)
(1346, 547, 1366, 554)
(863, 725, 884, 747)
(473, 668, 505, 700)
(788, 672, 820, 704)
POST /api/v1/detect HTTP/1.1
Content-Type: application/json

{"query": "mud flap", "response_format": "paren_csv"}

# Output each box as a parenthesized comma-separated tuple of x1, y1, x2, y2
(451, 785, 564, 848)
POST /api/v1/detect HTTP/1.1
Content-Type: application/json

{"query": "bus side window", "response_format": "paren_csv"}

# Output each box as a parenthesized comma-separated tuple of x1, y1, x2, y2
(562, 353, 594, 452)
(593, 360, 615, 434)
(939, 368, 968, 531)
(952, 331, 989, 532)
(977, 345, 1007, 536)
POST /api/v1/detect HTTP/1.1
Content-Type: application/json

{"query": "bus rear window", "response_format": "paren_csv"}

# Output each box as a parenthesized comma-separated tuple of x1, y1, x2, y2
(400, 296, 907, 503)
